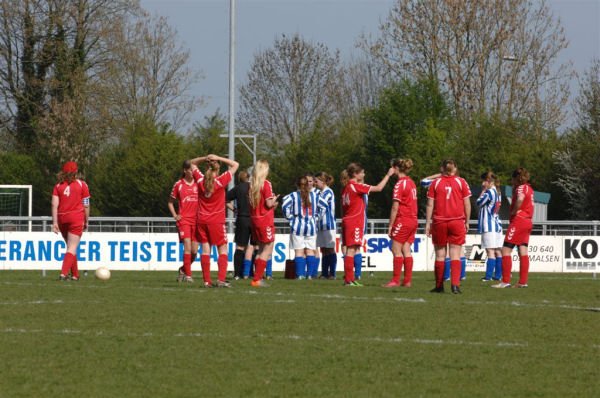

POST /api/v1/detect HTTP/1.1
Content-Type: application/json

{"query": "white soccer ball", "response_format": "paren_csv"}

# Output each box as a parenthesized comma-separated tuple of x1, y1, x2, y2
(95, 267, 111, 280)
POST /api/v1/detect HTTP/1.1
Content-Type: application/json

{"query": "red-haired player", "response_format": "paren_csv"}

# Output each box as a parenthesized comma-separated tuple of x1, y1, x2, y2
(493, 168, 534, 289)
(425, 159, 471, 294)
(168, 159, 200, 283)
(52, 161, 90, 281)
(383, 158, 418, 288)
(192, 154, 239, 288)
(340, 163, 394, 286)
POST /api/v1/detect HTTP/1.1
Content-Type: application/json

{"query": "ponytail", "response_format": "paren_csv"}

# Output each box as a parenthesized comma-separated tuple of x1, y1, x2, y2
(204, 161, 221, 195)
(297, 176, 311, 208)
(391, 158, 413, 174)
(341, 163, 363, 187)
(315, 171, 334, 186)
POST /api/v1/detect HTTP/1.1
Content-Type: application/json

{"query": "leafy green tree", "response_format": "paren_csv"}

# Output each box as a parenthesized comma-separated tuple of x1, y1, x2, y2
(361, 77, 454, 217)
(89, 120, 188, 216)
(0, 153, 47, 215)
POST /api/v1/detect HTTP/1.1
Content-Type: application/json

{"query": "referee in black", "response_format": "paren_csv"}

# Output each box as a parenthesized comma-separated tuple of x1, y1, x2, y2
(226, 169, 255, 279)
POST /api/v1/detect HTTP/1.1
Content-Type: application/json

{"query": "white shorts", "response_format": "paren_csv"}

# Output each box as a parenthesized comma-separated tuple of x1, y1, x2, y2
(290, 233, 317, 250)
(481, 231, 504, 249)
(316, 229, 336, 248)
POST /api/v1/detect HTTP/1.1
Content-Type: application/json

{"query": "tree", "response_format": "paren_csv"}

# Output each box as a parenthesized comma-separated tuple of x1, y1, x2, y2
(238, 34, 344, 149)
(362, 77, 454, 217)
(367, 0, 571, 127)
(553, 59, 600, 219)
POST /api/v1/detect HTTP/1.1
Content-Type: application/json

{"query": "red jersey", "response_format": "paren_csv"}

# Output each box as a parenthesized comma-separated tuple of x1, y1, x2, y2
(52, 179, 90, 216)
(249, 179, 275, 227)
(170, 178, 198, 223)
(195, 170, 232, 224)
(427, 175, 471, 222)
(392, 176, 417, 219)
(510, 183, 534, 220)
(341, 180, 371, 221)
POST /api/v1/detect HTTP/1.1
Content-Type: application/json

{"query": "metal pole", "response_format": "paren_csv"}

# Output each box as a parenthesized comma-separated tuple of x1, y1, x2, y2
(253, 134, 256, 166)
(228, 0, 236, 191)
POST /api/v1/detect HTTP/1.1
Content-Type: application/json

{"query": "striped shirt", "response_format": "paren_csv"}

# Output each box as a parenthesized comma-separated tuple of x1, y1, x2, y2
(316, 187, 336, 231)
(282, 190, 319, 236)
(476, 186, 502, 233)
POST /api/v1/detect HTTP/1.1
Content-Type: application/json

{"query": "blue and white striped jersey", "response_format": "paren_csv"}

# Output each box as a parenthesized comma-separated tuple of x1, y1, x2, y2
(476, 187, 502, 233)
(282, 190, 318, 236)
(316, 187, 336, 231)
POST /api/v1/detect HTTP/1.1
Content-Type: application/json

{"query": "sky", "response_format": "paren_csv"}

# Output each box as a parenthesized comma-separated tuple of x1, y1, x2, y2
(140, 0, 600, 130)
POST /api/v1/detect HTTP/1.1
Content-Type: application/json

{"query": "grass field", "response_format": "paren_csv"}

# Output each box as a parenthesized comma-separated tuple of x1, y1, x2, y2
(1, 270, 598, 397)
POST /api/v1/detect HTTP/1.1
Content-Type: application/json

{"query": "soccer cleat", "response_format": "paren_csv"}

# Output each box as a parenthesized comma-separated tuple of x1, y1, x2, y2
(328, 275, 336, 280)
(306, 275, 313, 280)
(177, 267, 185, 283)
(382, 281, 400, 288)
(443, 278, 450, 282)
(203, 282, 216, 288)
(480, 277, 492, 282)
(70, 276, 79, 281)
(351, 281, 363, 287)
(460, 276, 467, 281)
(451, 285, 462, 294)
(183, 276, 194, 283)
(491, 282, 512, 288)
(343, 281, 358, 287)
(59, 274, 69, 281)
(217, 280, 232, 288)
(513, 283, 528, 288)
(400, 282, 411, 287)
(296, 276, 305, 280)
(430, 286, 445, 293)
(251, 279, 269, 287)
(266, 275, 273, 280)
(234, 276, 240, 280)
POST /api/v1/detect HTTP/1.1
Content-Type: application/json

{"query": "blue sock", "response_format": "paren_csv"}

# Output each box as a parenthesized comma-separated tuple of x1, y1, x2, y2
(460, 257, 466, 279)
(266, 259, 272, 277)
(306, 255, 316, 278)
(313, 257, 320, 278)
(484, 258, 495, 280)
(494, 257, 503, 280)
(295, 256, 306, 278)
(444, 258, 451, 280)
(354, 253, 362, 279)
(243, 259, 252, 277)
(329, 254, 337, 277)
(321, 255, 329, 278)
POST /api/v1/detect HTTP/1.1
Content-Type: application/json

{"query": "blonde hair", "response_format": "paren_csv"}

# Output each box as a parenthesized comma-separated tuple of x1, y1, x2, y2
(249, 160, 269, 208)
(204, 160, 221, 195)
(391, 158, 413, 174)
(340, 163, 363, 187)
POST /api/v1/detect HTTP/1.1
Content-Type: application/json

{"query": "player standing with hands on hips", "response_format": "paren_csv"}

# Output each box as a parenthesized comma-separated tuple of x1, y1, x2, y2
(340, 163, 395, 286)
(382, 159, 418, 288)
(493, 168, 534, 289)
(248, 160, 279, 287)
(425, 159, 471, 294)
(52, 161, 90, 281)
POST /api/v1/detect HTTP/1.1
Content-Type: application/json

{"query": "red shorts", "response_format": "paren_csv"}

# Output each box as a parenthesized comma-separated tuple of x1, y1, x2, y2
(251, 225, 275, 244)
(58, 213, 85, 240)
(341, 220, 364, 247)
(197, 223, 227, 246)
(431, 219, 465, 246)
(390, 217, 417, 244)
(177, 222, 199, 243)
(504, 216, 532, 246)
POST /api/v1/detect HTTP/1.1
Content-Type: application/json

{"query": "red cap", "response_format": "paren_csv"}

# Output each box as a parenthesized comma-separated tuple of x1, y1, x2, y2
(62, 161, 78, 173)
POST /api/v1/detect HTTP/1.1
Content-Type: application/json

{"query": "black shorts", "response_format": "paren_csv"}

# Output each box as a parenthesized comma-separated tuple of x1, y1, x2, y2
(234, 216, 255, 246)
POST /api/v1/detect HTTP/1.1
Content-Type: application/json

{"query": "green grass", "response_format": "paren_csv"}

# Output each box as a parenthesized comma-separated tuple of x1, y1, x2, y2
(1, 271, 598, 397)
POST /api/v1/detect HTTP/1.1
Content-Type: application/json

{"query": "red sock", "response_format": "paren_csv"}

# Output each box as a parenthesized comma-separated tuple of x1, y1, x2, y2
(450, 259, 461, 286)
(434, 260, 444, 288)
(502, 255, 512, 283)
(217, 254, 228, 282)
(254, 258, 267, 282)
(403, 257, 413, 285)
(61, 252, 74, 276)
(183, 254, 192, 277)
(392, 256, 404, 284)
(71, 256, 79, 278)
(519, 255, 529, 285)
(344, 256, 354, 284)
(201, 254, 212, 284)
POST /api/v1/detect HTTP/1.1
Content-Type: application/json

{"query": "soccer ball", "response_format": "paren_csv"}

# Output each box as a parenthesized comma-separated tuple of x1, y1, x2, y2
(95, 267, 111, 280)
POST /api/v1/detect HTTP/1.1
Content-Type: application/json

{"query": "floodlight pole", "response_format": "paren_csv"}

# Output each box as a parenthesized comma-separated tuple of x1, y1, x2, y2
(228, 0, 236, 191)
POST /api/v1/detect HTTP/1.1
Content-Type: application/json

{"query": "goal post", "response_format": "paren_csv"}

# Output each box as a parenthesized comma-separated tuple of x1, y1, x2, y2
(0, 185, 33, 231)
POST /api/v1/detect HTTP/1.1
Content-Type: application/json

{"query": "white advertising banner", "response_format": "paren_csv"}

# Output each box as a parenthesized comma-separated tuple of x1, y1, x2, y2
(0, 231, 428, 272)
(562, 236, 600, 273)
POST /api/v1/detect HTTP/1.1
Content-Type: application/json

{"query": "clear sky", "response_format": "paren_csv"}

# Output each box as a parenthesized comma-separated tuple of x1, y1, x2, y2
(140, 0, 600, 130)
